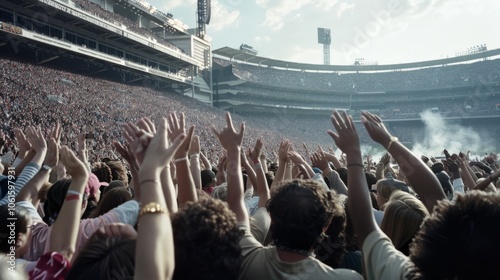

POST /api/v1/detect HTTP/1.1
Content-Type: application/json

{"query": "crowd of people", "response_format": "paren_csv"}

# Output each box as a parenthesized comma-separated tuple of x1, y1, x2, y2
(0, 55, 500, 279)
(216, 57, 500, 92)
(72, 0, 185, 54)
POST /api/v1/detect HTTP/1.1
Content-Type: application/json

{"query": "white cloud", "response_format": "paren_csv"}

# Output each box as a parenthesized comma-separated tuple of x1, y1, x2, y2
(254, 35, 271, 42)
(209, 1, 241, 31)
(256, 0, 313, 31)
(337, 2, 355, 17)
(314, 0, 339, 11)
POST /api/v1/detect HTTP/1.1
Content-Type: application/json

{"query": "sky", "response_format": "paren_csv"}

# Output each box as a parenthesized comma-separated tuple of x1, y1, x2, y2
(148, 0, 500, 65)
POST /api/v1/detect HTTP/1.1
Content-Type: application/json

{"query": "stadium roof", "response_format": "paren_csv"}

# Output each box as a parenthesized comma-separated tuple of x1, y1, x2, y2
(213, 47, 500, 72)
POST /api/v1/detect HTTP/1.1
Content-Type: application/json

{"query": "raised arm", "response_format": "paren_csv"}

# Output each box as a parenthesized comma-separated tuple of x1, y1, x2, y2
(49, 146, 88, 262)
(2, 127, 46, 206)
(328, 111, 376, 245)
(13, 128, 34, 175)
(211, 112, 247, 225)
(199, 151, 212, 171)
(248, 139, 271, 208)
(241, 148, 258, 191)
(361, 112, 446, 213)
(16, 137, 58, 208)
(473, 169, 500, 191)
(189, 135, 202, 190)
(135, 118, 185, 280)
(168, 112, 197, 206)
(271, 140, 290, 189)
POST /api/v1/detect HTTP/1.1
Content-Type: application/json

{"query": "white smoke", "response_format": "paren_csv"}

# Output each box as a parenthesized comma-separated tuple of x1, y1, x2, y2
(411, 110, 494, 157)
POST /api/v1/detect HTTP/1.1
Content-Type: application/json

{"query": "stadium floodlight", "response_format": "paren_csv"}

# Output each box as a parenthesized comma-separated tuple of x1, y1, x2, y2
(317, 28, 331, 65)
(197, 0, 211, 39)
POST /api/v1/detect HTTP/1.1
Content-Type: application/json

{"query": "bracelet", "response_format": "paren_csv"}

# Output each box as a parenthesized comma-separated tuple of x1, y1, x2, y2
(42, 164, 52, 171)
(386, 137, 398, 151)
(254, 162, 262, 170)
(140, 179, 159, 186)
(190, 153, 200, 159)
(173, 157, 188, 163)
(139, 202, 166, 218)
(347, 163, 364, 168)
(65, 194, 80, 201)
(66, 190, 81, 196)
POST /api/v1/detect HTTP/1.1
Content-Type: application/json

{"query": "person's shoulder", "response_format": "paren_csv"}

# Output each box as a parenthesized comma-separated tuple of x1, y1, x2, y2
(329, 268, 364, 279)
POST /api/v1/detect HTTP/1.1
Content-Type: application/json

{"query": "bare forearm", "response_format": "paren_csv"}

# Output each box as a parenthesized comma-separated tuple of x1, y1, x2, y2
(136, 171, 174, 280)
(226, 148, 248, 224)
(388, 142, 446, 213)
(346, 151, 377, 246)
(189, 155, 202, 190)
(161, 168, 178, 213)
(176, 161, 197, 207)
(50, 175, 87, 262)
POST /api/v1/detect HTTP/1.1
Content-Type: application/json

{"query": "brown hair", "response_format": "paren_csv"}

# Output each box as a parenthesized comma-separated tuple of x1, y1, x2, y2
(409, 191, 500, 279)
(90, 188, 132, 218)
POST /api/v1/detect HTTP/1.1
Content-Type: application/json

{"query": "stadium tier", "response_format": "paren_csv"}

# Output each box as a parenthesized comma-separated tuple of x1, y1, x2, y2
(212, 48, 500, 121)
(0, 0, 213, 102)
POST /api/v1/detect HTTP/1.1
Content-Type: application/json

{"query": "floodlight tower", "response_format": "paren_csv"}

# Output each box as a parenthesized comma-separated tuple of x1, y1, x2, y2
(317, 28, 331, 65)
(197, 0, 211, 39)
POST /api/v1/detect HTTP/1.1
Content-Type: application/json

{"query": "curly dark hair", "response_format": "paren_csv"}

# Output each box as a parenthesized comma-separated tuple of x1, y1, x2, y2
(409, 191, 500, 279)
(66, 237, 135, 280)
(105, 161, 128, 185)
(92, 162, 113, 183)
(267, 179, 340, 252)
(171, 197, 243, 280)
(314, 193, 347, 268)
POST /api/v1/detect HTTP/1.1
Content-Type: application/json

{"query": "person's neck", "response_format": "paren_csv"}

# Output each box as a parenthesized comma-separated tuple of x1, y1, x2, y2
(276, 248, 309, 262)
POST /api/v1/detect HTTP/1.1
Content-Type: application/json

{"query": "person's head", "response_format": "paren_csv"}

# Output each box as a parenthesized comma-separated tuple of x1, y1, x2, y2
(105, 161, 128, 186)
(43, 178, 88, 225)
(201, 170, 216, 194)
(435, 171, 454, 200)
(171, 197, 243, 280)
(376, 175, 410, 210)
(409, 191, 500, 279)
(92, 162, 112, 184)
(66, 237, 135, 279)
(211, 183, 228, 201)
(0, 205, 32, 257)
(315, 193, 347, 268)
(267, 179, 339, 253)
(381, 191, 429, 255)
(90, 188, 132, 218)
(101, 180, 127, 196)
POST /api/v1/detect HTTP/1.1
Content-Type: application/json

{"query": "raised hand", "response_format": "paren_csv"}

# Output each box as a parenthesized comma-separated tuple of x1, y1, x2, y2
(278, 140, 291, 163)
(311, 152, 329, 171)
(211, 112, 245, 151)
(139, 118, 185, 178)
(114, 141, 139, 170)
(188, 135, 201, 157)
(26, 126, 47, 153)
(361, 111, 393, 148)
(60, 146, 88, 178)
(168, 112, 195, 159)
(327, 111, 360, 154)
(288, 149, 306, 165)
(122, 119, 154, 164)
(249, 138, 263, 163)
(44, 138, 59, 168)
(49, 122, 62, 146)
(14, 128, 32, 154)
(380, 153, 390, 166)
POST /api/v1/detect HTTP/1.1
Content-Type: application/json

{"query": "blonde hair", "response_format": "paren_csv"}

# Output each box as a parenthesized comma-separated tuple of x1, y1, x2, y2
(381, 190, 429, 255)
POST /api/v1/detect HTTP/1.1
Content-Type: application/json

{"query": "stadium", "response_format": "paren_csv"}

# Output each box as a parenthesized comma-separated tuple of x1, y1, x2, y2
(1, 0, 499, 154)
(1, 0, 500, 279)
